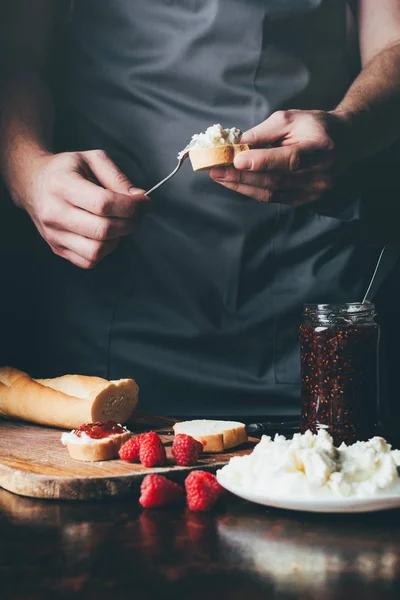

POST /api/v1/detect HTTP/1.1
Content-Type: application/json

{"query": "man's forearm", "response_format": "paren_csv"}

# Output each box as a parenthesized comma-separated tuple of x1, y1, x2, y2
(330, 41, 400, 164)
(0, 70, 54, 205)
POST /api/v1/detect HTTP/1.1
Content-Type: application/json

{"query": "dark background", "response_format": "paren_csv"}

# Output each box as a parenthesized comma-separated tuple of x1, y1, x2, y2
(0, 182, 47, 371)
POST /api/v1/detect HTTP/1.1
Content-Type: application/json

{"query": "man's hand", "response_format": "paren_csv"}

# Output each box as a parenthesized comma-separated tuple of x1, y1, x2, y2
(12, 149, 148, 268)
(210, 110, 349, 207)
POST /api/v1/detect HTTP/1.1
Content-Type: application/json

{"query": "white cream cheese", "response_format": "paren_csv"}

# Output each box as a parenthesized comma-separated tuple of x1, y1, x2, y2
(61, 424, 129, 445)
(178, 124, 242, 159)
(391, 449, 400, 467)
(218, 430, 400, 498)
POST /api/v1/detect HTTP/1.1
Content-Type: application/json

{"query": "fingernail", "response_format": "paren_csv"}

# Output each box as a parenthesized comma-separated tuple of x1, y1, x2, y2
(210, 167, 227, 180)
(239, 130, 254, 144)
(129, 187, 150, 200)
(129, 187, 145, 195)
(234, 155, 252, 170)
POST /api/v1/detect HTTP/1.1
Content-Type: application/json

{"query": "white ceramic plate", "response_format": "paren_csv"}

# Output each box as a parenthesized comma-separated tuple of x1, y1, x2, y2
(216, 471, 400, 513)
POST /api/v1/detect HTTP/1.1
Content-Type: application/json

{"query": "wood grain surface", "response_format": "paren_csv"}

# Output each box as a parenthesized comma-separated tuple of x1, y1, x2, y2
(0, 418, 256, 501)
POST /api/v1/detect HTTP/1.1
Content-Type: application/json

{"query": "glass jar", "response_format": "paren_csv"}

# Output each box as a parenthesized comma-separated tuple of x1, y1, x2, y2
(299, 302, 380, 446)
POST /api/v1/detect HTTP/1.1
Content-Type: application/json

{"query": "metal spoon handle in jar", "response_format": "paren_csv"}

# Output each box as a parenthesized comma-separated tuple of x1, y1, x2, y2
(362, 245, 400, 304)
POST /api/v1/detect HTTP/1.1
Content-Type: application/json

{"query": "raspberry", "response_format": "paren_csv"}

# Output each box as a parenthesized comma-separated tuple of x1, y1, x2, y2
(172, 434, 203, 466)
(139, 474, 184, 508)
(185, 471, 225, 512)
(118, 433, 146, 462)
(139, 431, 167, 468)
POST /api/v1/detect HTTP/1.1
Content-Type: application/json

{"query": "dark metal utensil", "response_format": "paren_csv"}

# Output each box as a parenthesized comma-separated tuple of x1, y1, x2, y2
(146, 153, 188, 196)
(246, 420, 299, 437)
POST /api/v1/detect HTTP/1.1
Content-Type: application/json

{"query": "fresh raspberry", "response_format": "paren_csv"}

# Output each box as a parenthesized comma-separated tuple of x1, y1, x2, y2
(139, 474, 184, 508)
(172, 434, 204, 466)
(185, 471, 225, 512)
(139, 431, 167, 468)
(118, 433, 147, 462)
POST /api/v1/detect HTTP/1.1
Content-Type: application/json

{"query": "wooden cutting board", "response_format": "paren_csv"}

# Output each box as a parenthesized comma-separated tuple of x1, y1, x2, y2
(0, 418, 257, 501)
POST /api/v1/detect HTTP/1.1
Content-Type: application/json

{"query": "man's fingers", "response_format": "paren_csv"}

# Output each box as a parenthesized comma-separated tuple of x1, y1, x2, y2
(295, 149, 335, 171)
(210, 166, 333, 192)
(50, 246, 95, 270)
(234, 141, 335, 173)
(54, 206, 136, 241)
(240, 111, 292, 146)
(39, 197, 136, 239)
(50, 231, 119, 267)
(61, 173, 148, 218)
(83, 150, 140, 196)
(234, 146, 301, 173)
(213, 179, 322, 205)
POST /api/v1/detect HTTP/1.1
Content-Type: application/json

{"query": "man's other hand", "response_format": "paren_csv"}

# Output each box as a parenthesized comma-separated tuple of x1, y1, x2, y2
(210, 110, 350, 207)
(12, 149, 148, 268)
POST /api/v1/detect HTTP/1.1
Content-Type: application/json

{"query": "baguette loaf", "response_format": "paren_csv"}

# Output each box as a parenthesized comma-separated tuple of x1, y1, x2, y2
(173, 419, 247, 453)
(0, 367, 138, 429)
(189, 144, 250, 171)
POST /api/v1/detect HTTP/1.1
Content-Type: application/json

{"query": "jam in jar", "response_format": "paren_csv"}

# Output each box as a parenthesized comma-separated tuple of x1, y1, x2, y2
(74, 421, 126, 439)
(299, 303, 380, 446)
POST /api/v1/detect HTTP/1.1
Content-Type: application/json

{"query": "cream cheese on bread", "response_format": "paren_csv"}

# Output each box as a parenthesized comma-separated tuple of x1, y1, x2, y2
(178, 124, 243, 159)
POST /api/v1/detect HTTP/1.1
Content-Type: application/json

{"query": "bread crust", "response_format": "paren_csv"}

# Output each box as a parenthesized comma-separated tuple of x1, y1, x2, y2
(189, 144, 250, 171)
(0, 367, 139, 429)
(65, 431, 132, 462)
(173, 420, 247, 453)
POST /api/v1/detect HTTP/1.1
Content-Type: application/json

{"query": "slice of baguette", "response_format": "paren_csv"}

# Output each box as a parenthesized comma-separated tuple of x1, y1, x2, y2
(173, 419, 247, 453)
(61, 429, 132, 462)
(189, 144, 250, 171)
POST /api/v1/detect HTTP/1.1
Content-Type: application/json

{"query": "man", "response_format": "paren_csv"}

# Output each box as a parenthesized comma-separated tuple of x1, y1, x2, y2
(0, 0, 399, 420)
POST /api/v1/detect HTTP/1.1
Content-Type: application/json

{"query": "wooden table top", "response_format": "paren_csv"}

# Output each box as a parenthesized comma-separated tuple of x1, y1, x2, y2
(1, 487, 400, 600)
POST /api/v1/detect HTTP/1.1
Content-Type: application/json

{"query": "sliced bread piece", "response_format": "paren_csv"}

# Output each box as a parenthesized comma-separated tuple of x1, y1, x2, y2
(173, 419, 247, 453)
(61, 424, 131, 462)
(188, 144, 250, 171)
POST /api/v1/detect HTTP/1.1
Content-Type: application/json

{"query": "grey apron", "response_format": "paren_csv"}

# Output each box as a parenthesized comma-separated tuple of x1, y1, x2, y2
(46, 0, 380, 417)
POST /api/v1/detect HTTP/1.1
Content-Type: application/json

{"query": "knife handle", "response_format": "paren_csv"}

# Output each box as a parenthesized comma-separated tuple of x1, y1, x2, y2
(247, 420, 299, 437)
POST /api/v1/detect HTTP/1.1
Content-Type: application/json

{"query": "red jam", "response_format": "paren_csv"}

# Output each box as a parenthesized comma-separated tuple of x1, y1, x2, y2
(299, 303, 380, 446)
(74, 421, 126, 439)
